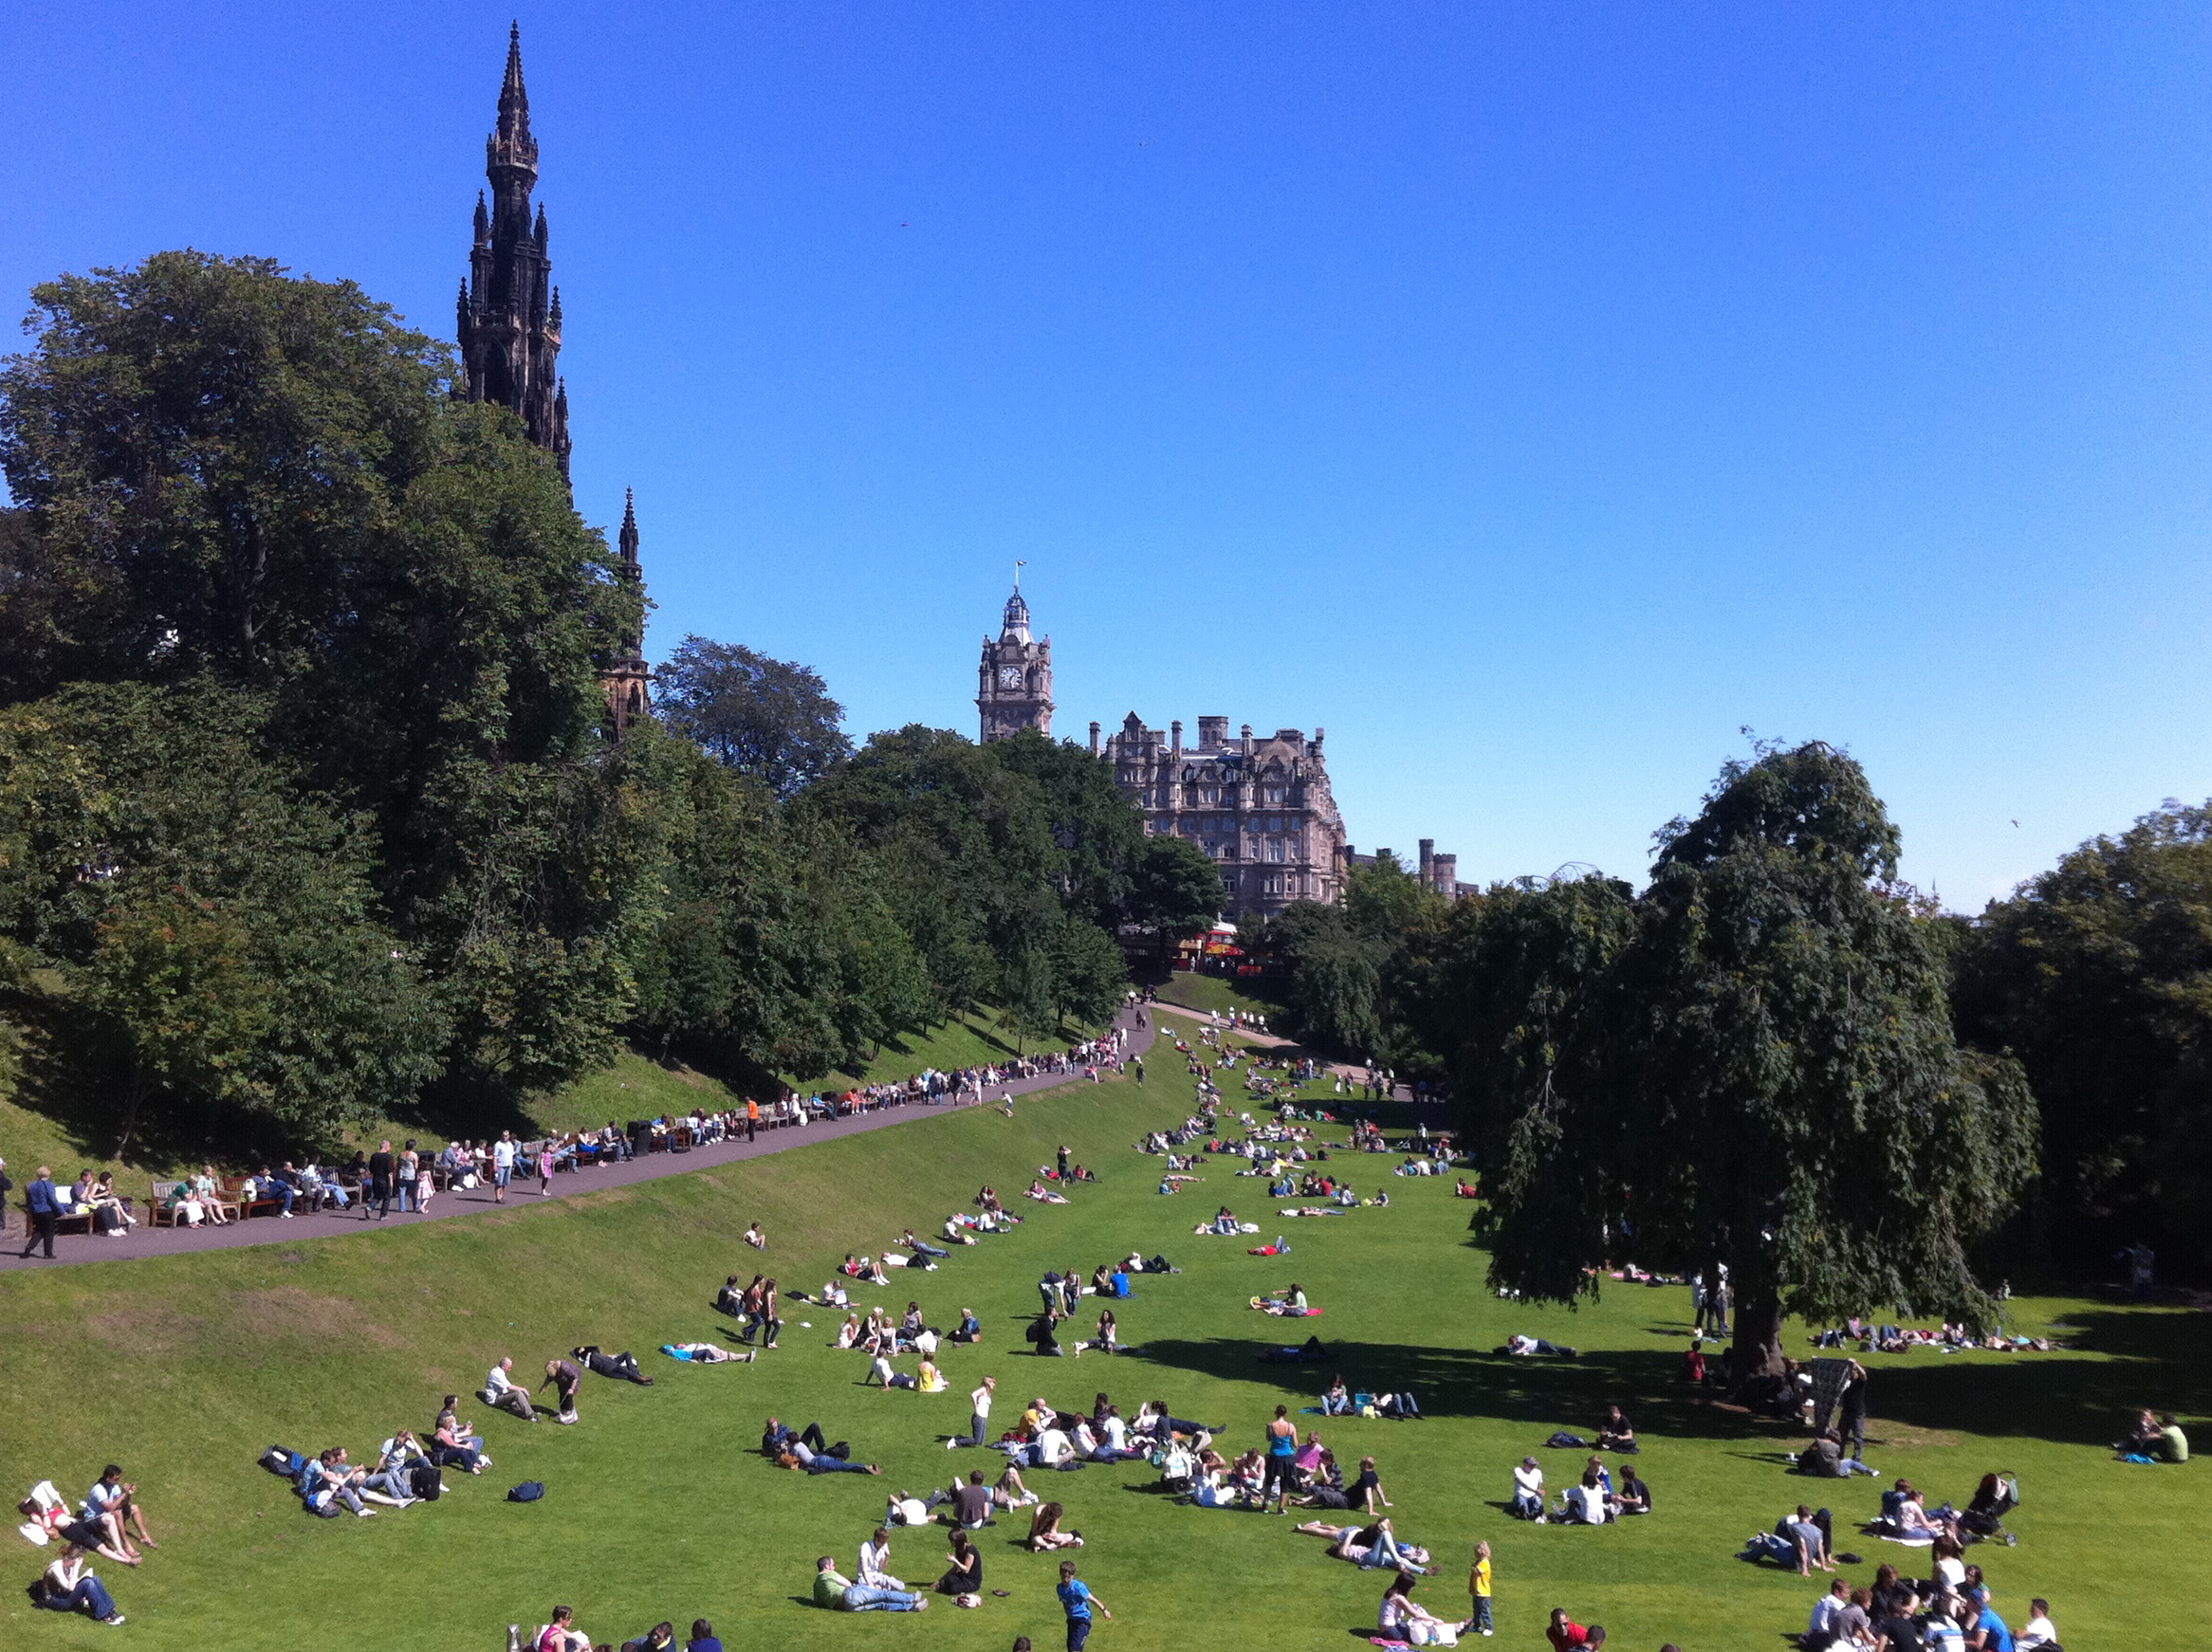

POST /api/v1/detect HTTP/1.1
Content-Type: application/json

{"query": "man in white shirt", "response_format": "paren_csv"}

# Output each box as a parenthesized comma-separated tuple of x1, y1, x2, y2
(492, 1134, 517, 1204)
(1806, 1579, 1849, 1647)
(857, 1528, 903, 1589)
(484, 1356, 537, 1421)
(1032, 1423, 1072, 1468)
(2017, 1600, 2059, 1649)
(1511, 1457, 1545, 1520)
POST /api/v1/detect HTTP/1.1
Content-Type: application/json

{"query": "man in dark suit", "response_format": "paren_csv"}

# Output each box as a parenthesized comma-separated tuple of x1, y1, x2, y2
(366, 1141, 396, 1221)
(19, 1166, 60, 1259)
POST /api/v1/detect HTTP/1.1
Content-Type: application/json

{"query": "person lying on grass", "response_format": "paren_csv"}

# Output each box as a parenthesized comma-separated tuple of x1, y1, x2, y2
(761, 1417, 882, 1475)
(814, 1555, 928, 1612)
(1544, 1608, 1605, 1651)
(1027, 1181, 1071, 1203)
(1294, 1515, 1430, 1571)
(663, 1341, 752, 1364)
(1379, 1569, 1471, 1646)
(573, 1346, 654, 1385)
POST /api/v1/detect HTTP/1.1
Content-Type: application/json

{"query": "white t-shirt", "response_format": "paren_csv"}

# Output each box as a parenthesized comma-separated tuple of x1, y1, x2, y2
(1103, 1415, 1128, 1450)
(971, 1386, 994, 1419)
(1036, 1427, 1071, 1464)
(493, 1140, 516, 1169)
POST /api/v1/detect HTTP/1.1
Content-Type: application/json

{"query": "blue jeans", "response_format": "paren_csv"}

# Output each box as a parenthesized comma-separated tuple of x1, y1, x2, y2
(912, 1239, 949, 1257)
(1359, 1531, 1416, 1569)
(805, 1455, 871, 1475)
(842, 1585, 922, 1611)
(1512, 1491, 1541, 1519)
(1475, 1599, 1493, 1634)
(49, 1575, 119, 1618)
(398, 1180, 415, 1211)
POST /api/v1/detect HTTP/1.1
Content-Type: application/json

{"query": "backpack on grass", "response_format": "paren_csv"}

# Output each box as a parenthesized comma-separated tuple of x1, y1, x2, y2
(507, 1481, 545, 1503)
(410, 1463, 444, 1502)
(259, 1445, 308, 1482)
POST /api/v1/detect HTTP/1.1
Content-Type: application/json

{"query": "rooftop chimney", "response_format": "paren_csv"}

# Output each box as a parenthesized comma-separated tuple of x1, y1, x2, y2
(1089, 720, 1101, 756)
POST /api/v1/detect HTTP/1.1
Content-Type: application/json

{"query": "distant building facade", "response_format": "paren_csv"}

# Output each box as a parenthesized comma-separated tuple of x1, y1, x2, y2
(1345, 838, 1466, 899)
(976, 585, 1054, 742)
(1097, 713, 1350, 919)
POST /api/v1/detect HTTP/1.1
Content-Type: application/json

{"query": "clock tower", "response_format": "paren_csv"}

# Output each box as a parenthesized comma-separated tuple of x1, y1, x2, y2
(977, 582, 1054, 742)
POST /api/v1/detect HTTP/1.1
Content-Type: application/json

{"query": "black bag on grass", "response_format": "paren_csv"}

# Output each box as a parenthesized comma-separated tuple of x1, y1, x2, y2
(410, 1463, 444, 1501)
(507, 1481, 545, 1502)
(260, 1444, 307, 1481)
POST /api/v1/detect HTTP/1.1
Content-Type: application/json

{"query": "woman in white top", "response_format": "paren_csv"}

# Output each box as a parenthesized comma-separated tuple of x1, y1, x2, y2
(42, 1544, 124, 1624)
(1377, 1571, 1464, 1645)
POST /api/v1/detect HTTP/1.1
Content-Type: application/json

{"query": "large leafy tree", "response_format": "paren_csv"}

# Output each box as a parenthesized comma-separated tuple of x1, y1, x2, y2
(654, 634, 853, 800)
(0, 252, 655, 1107)
(1466, 743, 2038, 1377)
(1264, 854, 1449, 1065)
(1128, 834, 1227, 941)
(1953, 800, 2212, 1272)
(0, 683, 446, 1152)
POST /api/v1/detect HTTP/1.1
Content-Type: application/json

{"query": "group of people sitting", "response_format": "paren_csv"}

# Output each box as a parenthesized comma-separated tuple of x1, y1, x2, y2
(1799, 1568, 2060, 1650)
(19, 1465, 157, 1623)
(528, 1607, 725, 1652)
(261, 1386, 521, 1523)
(2115, 1408, 2189, 1463)
(1509, 1453, 1652, 1525)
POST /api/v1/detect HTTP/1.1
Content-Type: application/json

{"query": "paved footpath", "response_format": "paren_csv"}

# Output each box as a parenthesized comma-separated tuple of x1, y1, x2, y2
(0, 1007, 1160, 1275)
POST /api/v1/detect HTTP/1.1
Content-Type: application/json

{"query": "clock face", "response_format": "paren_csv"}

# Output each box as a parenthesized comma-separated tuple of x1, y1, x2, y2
(999, 665, 1024, 689)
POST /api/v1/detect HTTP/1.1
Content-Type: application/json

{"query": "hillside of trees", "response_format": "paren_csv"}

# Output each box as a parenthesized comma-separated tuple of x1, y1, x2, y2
(0, 252, 1224, 1162)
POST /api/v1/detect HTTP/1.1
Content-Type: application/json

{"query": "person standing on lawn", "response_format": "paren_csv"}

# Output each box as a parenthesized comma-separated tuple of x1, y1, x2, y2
(1837, 1360, 1871, 1461)
(1264, 1404, 1299, 1514)
(493, 1132, 517, 1203)
(1468, 1539, 1494, 1637)
(1057, 1559, 1110, 1651)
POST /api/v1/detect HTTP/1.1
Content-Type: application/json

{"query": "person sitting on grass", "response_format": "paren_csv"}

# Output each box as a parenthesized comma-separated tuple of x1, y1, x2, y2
(994, 1463, 1039, 1509)
(1544, 1608, 1605, 1651)
(36, 1543, 125, 1625)
(301, 1448, 378, 1517)
(859, 1527, 905, 1590)
(1027, 1309, 1066, 1358)
(536, 1606, 592, 1652)
(621, 1624, 674, 1652)
(1252, 1283, 1313, 1316)
(744, 1222, 766, 1250)
(1596, 1406, 1636, 1453)
(431, 1404, 489, 1474)
(1209, 1205, 1240, 1236)
(1786, 1505, 1834, 1577)
(1027, 1500, 1083, 1551)
(1379, 1569, 1470, 1646)
(936, 1528, 984, 1606)
(1558, 1468, 1610, 1526)
(1073, 1309, 1117, 1358)
(1321, 1374, 1354, 1416)
(1798, 1429, 1876, 1478)
(1511, 1458, 1546, 1521)
(2016, 1597, 2060, 1650)
(813, 1555, 928, 1613)
(1615, 1466, 1651, 1515)
(484, 1357, 538, 1422)
(81, 1467, 156, 1557)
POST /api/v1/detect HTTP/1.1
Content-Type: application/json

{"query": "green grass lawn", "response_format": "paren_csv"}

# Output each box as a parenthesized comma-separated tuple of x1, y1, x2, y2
(2, 1051, 2203, 1652)
(1152, 971, 1286, 1021)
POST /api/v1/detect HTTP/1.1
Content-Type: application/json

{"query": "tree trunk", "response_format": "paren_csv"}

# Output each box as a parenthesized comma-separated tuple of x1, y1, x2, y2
(1732, 1285, 1787, 1390)
(114, 1069, 153, 1162)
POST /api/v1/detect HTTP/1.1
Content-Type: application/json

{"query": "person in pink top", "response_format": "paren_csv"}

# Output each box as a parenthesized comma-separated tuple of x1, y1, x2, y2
(536, 1606, 587, 1652)
(538, 1144, 557, 1196)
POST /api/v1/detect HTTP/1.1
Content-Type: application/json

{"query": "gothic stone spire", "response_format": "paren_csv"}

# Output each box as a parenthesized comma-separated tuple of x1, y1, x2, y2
(603, 487, 651, 734)
(457, 22, 570, 484)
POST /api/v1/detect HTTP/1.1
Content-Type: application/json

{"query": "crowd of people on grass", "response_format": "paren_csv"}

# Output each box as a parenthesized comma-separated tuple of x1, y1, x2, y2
(17, 1012, 2125, 1650)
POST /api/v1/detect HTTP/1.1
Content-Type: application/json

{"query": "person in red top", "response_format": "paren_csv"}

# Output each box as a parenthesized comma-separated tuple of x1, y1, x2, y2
(1547, 1607, 1605, 1651)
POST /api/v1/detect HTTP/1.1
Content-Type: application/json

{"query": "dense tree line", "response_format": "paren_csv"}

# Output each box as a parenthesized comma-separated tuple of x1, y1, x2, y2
(0, 253, 1222, 1157)
(1260, 743, 2207, 1326)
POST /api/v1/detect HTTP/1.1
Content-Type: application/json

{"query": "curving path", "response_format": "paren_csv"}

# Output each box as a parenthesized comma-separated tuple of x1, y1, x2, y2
(0, 1008, 1160, 1274)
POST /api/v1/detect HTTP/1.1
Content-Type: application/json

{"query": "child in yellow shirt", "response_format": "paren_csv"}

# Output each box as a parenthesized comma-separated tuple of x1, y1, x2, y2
(1469, 1540, 1494, 1637)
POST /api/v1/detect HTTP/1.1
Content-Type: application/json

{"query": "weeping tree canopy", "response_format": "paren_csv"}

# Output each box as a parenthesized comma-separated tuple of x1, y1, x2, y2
(1465, 743, 2039, 1377)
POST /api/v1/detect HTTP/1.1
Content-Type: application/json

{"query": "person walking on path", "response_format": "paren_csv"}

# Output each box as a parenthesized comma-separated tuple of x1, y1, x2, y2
(747, 1099, 760, 1143)
(1469, 1540, 1495, 1637)
(19, 1166, 60, 1259)
(493, 1133, 517, 1203)
(0, 1157, 12, 1240)
(366, 1141, 395, 1221)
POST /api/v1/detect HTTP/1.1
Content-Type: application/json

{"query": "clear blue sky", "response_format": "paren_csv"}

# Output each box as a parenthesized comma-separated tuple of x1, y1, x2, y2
(8, 2, 2210, 907)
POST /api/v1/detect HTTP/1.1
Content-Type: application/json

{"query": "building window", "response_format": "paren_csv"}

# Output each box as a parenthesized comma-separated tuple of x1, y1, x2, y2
(1263, 873, 1283, 896)
(1265, 785, 1285, 804)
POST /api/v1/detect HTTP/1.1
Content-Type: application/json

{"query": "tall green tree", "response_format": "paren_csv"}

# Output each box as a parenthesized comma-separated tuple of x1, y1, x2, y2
(1953, 799, 2212, 1272)
(653, 634, 852, 800)
(0, 252, 656, 1107)
(0, 682, 446, 1152)
(1467, 744, 2038, 1377)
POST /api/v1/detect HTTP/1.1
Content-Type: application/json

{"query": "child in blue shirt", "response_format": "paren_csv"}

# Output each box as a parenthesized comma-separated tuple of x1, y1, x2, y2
(1057, 1560, 1112, 1652)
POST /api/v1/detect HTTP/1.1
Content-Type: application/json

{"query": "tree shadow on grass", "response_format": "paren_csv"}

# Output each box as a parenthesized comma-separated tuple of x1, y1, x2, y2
(1861, 1308, 2211, 1448)
(1125, 1336, 1787, 1443)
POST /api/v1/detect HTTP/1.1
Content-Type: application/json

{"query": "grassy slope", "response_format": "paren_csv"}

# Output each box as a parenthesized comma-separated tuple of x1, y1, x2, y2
(2, 1050, 2204, 1652)
(1152, 972, 1285, 1020)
